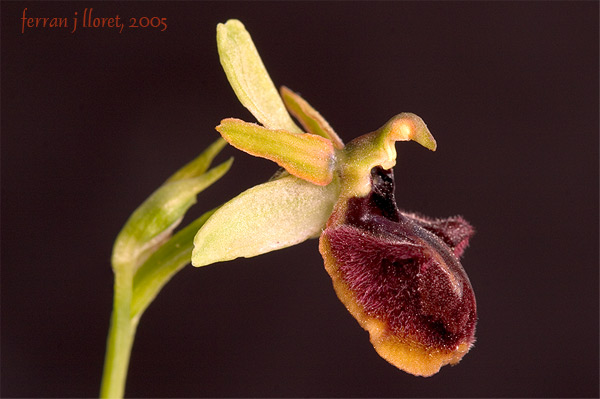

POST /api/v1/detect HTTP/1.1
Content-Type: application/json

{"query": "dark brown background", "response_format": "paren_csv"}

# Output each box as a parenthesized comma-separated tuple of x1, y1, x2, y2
(2, 1, 598, 397)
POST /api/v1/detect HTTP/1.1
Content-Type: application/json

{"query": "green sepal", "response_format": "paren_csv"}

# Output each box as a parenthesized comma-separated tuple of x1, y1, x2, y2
(217, 19, 302, 133)
(112, 139, 233, 272)
(217, 118, 335, 186)
(192, 174, 341, 267)
(280, 86, 344, 149)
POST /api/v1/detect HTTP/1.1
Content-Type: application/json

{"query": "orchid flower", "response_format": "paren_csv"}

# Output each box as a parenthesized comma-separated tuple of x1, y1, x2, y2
(192, 20, 477, 377)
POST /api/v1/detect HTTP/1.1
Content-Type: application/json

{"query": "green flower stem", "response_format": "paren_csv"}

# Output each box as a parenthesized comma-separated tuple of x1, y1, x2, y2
(100, 209, 218, 398)
(100, 267, 136, 399)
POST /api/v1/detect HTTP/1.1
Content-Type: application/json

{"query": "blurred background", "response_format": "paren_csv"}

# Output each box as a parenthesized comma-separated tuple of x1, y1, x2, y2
(2, 2, 598, 397)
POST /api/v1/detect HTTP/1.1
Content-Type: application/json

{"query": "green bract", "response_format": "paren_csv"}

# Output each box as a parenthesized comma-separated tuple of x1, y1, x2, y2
(131, 208, 217, 320)
(112, 138, 232, 271)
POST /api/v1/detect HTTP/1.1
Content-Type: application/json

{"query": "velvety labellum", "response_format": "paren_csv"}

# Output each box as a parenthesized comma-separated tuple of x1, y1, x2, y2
(320, 167, 476, 376)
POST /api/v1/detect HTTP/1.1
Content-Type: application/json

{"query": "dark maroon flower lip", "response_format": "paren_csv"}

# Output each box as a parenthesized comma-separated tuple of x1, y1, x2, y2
(344, 167, 474, 298)
(320, 166, 476, 376)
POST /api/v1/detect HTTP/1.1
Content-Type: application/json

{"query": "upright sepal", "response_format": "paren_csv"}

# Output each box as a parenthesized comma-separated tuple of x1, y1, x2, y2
(217, 19, 302, 133)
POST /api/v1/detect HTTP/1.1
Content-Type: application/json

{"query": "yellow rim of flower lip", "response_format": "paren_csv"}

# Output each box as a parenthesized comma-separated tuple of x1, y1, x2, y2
(319, 234, 472, 377)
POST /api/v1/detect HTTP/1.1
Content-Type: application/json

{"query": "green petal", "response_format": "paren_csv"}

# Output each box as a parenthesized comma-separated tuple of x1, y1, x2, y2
(217, 118, 335, 185)
(217, 19, 302, 133)
(280, 86, 344, 149)
(191, 174, 340, 267)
